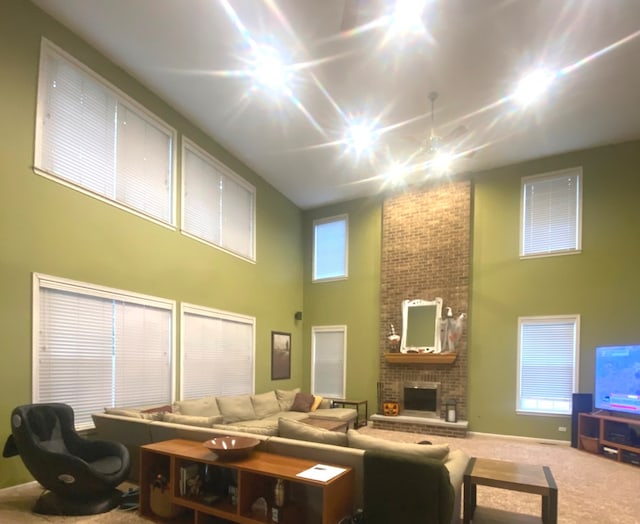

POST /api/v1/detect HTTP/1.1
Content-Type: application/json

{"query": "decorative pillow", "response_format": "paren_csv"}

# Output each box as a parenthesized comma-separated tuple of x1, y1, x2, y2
(251, 391, 281, 418)
(162, 413, 223, 427)
(216, 395, 256, 424)
(173, 396, 220, 417)
(347, 430, 449, 461)
(290, 392, 315, 413)
(310, 395, 323, 412)
(103, 408, 143, 419)
(275, 388, 301, 411)
(278, 418, 348, 447)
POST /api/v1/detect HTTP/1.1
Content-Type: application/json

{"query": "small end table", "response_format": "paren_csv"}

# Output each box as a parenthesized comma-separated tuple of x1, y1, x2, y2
(463, 457, 557, 524)
(330, 399, 368, 428)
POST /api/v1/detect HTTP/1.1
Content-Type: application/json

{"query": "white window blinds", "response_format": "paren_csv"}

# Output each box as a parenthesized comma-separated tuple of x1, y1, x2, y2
(181, 305, 255, 400)
(311, 326, 346, 398)
(182, 140, 256, 261)
(35, 39, 175, 225)
(34, 274, 174, 429)
(313, 215, 348, 281)
(517, 316, 579, 415)
(521, 168, 582, 257)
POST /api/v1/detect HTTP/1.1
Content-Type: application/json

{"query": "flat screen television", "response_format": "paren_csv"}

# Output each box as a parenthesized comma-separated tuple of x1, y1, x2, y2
(594, 345, 640, 417)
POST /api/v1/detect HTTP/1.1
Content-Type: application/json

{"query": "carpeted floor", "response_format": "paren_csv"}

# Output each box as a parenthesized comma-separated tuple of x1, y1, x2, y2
(1, 427, 638, 523)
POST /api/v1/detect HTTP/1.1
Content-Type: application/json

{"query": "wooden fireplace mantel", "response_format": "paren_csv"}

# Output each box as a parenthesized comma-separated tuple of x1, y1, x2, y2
(383, 352, 457, 365)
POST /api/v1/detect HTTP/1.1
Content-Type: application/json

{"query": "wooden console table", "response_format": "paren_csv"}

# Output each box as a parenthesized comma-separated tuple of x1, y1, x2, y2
(139, 438, 354, 524)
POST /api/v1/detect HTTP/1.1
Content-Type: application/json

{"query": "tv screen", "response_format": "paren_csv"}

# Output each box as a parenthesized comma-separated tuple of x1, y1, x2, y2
(594, 345, 640, 416)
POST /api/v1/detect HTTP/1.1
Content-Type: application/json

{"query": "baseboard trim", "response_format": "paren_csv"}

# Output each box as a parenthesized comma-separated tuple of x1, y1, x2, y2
(468, 430, 571, 446)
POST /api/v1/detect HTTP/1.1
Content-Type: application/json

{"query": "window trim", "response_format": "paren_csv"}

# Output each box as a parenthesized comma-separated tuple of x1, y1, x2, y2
(310, 325, 347, 398)
(516, 314, 580, 416)
(519, 167, 583, 259)
(312, 214, 349, 282)
(32, 272, 177, 427)
(179, 302, 256, 400)
(180, 137, 257, 263)
(34, 38, 178, 229)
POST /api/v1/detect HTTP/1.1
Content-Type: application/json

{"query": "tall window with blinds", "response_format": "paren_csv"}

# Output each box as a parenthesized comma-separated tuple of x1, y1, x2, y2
(181, 304, 255, 399)
(517, 315, 580, 415)
(311, 326, 346, 398)
(34, 39, 175, 225)
(313, 215, 348, 281)
(33, 274, 175, 430)
(520, 167, 582, 257)
(182, 139, 256, 261)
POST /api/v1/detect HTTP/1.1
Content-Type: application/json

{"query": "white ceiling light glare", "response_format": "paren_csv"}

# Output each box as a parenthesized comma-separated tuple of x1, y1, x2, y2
(344, 121, 378, 157)
(513, 68, 557, 107)
(249, 43, 293, 96)
(382, 161, 408, 186)
(431, 150, 454, 173)
(387, 0, 428, 36)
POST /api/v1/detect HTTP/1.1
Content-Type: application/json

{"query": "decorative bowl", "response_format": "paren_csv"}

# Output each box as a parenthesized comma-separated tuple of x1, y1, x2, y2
(203, 436, 260, 461)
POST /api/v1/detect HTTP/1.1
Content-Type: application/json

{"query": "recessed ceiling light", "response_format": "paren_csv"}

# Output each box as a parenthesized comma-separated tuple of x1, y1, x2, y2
(249, 44, 292, 96)
(344, 122, 378, 155)
(388, 0, 428, 35)
(513, 69, 557, 107)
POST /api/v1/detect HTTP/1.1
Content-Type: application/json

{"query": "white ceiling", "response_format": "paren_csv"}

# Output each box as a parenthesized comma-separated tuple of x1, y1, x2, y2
(31, 0, 640, 209)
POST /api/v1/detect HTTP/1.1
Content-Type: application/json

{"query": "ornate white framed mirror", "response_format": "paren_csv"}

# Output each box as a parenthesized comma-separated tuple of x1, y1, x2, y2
(400, 298, 443, 353)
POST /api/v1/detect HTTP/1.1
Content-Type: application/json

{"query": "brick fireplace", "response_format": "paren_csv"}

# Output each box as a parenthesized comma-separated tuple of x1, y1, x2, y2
(373, 179, 471, 437)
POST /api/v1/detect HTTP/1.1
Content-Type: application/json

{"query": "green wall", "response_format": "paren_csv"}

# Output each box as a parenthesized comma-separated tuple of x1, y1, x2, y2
(469, 141, 640, 438)
(0, 1, 303, 488)
(302, 198, 383, 414)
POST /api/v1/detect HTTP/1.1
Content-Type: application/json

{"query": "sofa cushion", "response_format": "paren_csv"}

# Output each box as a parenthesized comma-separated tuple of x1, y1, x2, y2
(141, 404, 173, 414)
(275, 388, 301, 411)
(216, 395, 256, 423)
(162, 413, 223, 427)
(278, 418, 348, 447)
(211, 423, 277, 436)
(290, 392, 315, 412)
(251, 391, 281, 418)
(347, 430, 449, 461)
(104, 408, 144, 419)
(266, 411, 309, 422)
(308, 408, 356, 422)
(173, 396, 220, 417)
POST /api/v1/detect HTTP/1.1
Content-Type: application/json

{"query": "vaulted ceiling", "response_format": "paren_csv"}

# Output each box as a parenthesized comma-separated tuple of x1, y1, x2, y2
(31, 0, 640, 208)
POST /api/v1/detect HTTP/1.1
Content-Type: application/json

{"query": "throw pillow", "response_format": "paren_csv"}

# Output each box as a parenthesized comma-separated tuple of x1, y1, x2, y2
(310, 395, 323, 412)
(216, 395, 256, 424)
(347, 430, 449, 461)
(251, 391, 281, 418)
(278, 418, 348, 447)
(290, 392, 315, 412)
(275, 388, 301, 411)
(172, 396, 220, 417)
(162, 413, 223, 427)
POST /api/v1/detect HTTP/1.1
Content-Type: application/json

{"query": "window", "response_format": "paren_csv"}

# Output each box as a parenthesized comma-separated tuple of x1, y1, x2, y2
(517, 315, 580, 415)
(182, 139, 256, 261)
(181, 304, 255, 399)
(35, 39, 175, 225)
(521, 167, 582, 257)
(311, 326, 346, 398)
(33, 273, 175, 429)
(313, 215, 348, 281)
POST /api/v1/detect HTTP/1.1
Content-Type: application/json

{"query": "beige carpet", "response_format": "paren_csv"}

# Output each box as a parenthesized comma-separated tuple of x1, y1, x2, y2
(0, 427, 638, 523)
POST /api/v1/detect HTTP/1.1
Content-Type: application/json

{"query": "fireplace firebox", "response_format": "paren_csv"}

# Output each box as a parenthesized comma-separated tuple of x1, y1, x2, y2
(401, 381, 440, 418)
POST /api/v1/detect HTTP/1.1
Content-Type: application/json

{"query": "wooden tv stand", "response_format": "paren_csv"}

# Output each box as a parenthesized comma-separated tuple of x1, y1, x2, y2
(577, 412, 640, 466)
(139, 438, 355, 523)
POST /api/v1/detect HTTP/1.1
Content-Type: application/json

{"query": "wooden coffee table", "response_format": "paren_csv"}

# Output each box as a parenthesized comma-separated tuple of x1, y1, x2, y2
(301, 417, 348, 433)
(463, 457, 557, 524)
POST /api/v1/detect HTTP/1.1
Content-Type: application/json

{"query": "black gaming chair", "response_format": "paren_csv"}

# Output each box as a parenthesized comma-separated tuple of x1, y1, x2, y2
(3, 403, 131, 515)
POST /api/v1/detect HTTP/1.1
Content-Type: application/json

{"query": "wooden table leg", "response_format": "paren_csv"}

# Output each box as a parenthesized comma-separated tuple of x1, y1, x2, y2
(463, 458, 477, 524)
(542, 466, 558, 524)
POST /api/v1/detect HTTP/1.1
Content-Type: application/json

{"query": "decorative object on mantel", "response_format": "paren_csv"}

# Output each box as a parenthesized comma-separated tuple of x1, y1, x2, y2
(383, 402, 399, 416)
(387, 323, 401, 351)
(400, 297, 443, 354)
(440, 307, 467, 352)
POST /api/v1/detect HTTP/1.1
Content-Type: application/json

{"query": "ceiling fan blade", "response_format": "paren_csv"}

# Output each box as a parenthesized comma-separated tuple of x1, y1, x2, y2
(341, 0, 360, 31)
(441, 124, 469, 144)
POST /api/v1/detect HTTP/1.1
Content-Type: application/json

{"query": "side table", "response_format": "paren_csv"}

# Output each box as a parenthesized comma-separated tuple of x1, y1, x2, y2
(330, 399, 368, 428)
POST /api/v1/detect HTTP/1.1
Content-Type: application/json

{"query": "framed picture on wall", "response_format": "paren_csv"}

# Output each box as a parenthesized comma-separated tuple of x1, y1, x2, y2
(271, 331, 291, 380)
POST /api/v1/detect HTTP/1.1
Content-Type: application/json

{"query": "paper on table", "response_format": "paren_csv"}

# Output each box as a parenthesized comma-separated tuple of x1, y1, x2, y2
(296, 464, 346, 482)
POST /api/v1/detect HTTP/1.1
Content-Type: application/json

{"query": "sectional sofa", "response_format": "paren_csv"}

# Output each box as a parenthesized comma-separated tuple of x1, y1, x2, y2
(92, 389, 469, 523)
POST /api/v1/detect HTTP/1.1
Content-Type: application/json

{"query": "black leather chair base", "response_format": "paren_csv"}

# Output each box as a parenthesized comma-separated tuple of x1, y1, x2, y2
(33, 489, 123, 516)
